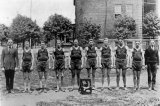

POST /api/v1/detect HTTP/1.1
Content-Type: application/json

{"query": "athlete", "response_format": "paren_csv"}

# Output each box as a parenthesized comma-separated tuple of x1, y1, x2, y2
(131, 41, 143, 90)
(115, 39, 128, 90)
(69, 39, 83, 91)
(20, 41, 34, 93)
(85, 39, 98, 89)
(100, 38, 112, 90)
(37, 41, 50, 93)
(52, 40, 65, 92)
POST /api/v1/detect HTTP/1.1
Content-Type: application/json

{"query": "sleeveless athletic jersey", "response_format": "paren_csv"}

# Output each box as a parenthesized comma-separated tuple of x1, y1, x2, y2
(132, 48, 142, 61)
(22, 49, 32, 62)
(70, 47, 82, 60)
(101, 46, 111, 58)
(116, 46, 127, 59)
(54, 48, 64, 60)
(87, 46, 97, 58)
(37, 49, 49, 61)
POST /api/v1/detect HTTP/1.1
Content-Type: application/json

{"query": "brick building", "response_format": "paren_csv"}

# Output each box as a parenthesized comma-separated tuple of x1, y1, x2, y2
(74, 0, 157, 39)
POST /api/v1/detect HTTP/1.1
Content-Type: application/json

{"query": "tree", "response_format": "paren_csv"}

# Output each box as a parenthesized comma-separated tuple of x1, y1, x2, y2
(143, 11, 160, 39)
(10, 14, 40, 48)
(77, 19, 101, 47)
(0, 24, 10, 45)
(113, 15, 136, 39)
(43, 14, 72, 44)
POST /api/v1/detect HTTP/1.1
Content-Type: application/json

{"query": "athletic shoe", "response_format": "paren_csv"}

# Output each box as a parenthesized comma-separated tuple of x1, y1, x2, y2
(148, 87, 152, 91)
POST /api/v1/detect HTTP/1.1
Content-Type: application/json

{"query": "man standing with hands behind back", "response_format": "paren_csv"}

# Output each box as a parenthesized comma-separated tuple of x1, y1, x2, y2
(1, 39, 19, 93)
(144, 40, 159, 91)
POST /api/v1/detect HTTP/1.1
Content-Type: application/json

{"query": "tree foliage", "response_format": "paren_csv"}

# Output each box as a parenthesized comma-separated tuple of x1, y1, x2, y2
(43, 14, 72, 43)
(77, 19, 101, 47)
(0, 24, 10, 44)
(114, 15, 136, 39)
(10, 14, 40, 44)
(143, 11, 160, 39)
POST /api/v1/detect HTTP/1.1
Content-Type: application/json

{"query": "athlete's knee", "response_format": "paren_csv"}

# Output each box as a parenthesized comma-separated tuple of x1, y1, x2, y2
(107, 73, 110, 78)
(23, 76, 27, 81)
(56, 74, 59, 79)
(116, 71, 120, 77)
(92, 72, 95, 78)
(102, 74, 105, 78)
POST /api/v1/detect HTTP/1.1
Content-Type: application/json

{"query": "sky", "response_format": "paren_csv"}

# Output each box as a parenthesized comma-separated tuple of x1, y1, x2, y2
(0, 0, 75, 27)
(0, 0, 160, 28)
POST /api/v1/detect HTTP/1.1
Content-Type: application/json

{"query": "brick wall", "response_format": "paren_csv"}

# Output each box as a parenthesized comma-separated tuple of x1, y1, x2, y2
(75, 0, 143, 39)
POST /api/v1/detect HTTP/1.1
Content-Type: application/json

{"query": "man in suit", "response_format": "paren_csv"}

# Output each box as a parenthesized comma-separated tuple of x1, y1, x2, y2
(1, 39, 19, 93)
(144, 40, 159, 91)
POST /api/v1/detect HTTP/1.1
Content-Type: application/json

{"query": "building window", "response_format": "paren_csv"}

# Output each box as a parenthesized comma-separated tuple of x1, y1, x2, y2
(114, 4, 122, 18)
(126, 4, 133, 17)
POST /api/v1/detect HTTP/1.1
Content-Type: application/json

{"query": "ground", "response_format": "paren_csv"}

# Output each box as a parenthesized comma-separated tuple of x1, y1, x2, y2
(0, 66, 160, 106)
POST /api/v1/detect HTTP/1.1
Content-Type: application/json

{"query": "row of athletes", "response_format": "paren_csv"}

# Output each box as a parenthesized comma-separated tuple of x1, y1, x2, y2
(1, 38, 159, 93)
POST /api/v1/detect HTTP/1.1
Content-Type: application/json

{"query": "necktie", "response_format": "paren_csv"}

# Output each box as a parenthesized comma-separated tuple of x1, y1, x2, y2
(9, 46, 11, 53)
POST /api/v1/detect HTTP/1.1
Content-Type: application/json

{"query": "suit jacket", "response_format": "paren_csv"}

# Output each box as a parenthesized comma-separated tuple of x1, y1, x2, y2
(1, 47, 19, 70)
(144, 46, 159, 65)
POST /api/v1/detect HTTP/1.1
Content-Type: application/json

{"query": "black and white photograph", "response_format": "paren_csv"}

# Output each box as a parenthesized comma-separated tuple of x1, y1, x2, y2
(0, 0, 160, 106)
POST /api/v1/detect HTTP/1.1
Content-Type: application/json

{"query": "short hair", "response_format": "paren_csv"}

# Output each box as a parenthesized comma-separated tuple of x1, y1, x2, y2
(104, 38, 108, 41)
(150, 39, 155, 43)
(74, 39, 78, 42)
(57, 39, 61, 43)
(41, 41, 45, 44)
(25, 41, 29, 44)
(89, 39, 93, 42)
(135, 41, 140, 44)
(8, 38, 13, 42)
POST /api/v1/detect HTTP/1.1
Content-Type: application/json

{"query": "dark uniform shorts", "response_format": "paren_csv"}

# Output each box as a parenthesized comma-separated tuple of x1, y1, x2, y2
(71, 60, 82, 76)
(22, 61, 32, 72)
(132, 61, 142, 71)
(116, 59, 127, 70)
(54, 59, 65, 72)
(71, 59, 82, 70)
(86, 58, 97, 69)
(101, 58, 111, 69)
(37, 61, 48, 72)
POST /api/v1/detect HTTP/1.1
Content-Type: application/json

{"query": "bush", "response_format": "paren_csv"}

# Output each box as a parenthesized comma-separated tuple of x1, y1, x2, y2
(143, 11, 160, 39)
(113, 15, 136, 39)
(77, 19, 101, 47)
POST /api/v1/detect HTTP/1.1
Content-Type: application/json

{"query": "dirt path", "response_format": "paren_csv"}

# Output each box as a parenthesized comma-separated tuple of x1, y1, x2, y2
(0, 67, 160, 106)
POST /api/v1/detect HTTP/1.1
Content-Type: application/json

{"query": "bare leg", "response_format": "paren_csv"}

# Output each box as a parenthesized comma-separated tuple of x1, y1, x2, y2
(71, 69, 75, 90)
(43, 72, 48, 93)
(137, 71, 141, 90)
(55, 70, 60, 92)
(60, 71, 65, 91)
(92, 68, 96, 88)
(27, 72, 32, 92)
(133, 70, 137, 90)
(38, 72, 43, 93)
(23, 72, 27, 92)
(87, 69, 90, 78)
(107, 68, 111, 88)
(116, 69, 120, 89)
(122, 69, 127, 89)
(101, 68, 105, 88)
(77, 70, 81, 86)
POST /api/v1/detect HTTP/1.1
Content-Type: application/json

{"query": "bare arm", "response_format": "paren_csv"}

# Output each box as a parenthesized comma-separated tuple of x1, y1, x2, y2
(157, 50, 159, 65)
